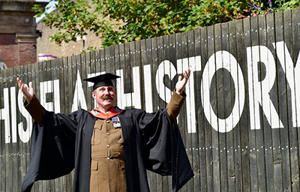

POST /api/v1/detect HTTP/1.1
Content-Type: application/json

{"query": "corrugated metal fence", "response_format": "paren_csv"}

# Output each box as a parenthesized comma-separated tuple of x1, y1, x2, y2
(0, 8, 299, 192)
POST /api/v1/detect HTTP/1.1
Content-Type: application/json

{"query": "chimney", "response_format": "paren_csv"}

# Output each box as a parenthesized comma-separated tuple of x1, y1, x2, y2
(0, 0, 47, 68)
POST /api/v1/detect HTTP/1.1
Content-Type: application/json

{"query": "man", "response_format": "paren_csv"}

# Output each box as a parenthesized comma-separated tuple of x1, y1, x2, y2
(18, 69, 193, 192)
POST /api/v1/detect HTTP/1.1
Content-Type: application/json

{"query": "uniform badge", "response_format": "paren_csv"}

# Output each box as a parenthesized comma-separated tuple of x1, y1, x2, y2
(112, 116, 121, 128)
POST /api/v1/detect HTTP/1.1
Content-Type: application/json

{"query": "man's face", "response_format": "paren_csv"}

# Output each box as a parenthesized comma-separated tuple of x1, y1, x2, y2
(92, 86, 116, 110)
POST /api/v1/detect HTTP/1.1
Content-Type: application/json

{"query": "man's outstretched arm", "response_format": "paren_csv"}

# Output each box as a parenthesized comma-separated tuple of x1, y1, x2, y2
(17, 77, 46, 124)
(17, 77, 34, 102)
(166, 68, 191, 119)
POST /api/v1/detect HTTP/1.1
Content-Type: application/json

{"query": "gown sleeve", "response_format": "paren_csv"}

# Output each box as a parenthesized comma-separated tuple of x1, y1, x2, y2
(137, 92, 194, 192)
(21, 96, 79, 192)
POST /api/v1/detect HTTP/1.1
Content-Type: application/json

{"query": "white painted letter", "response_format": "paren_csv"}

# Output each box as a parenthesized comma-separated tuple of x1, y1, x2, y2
(201, 51, 245, 133)
(116, 67, 141, 109)
(143, 65, 153, 112)
(0, 88, 10, 143)
(177, 56, 201, 133)
(10, 87, 17, 143)
(40, 80, 61, 113)
(71, 71, 87, 112)
(156, 60, 176, 103)
(18, 89, 32, 143)
(247, 45, 283, 130)
(273, 41, 300, 127)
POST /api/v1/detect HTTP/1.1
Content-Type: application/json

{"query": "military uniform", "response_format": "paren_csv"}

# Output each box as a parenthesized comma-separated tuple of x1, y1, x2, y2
(26, 91, 185, 192)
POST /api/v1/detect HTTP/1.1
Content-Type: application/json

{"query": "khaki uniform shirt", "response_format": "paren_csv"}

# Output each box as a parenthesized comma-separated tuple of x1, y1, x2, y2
(90, 119, 126, 191)
(89, 91, 184, 192)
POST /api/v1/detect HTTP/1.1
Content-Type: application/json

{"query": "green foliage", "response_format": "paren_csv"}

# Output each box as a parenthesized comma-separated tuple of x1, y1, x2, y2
(247, 0, 299, 15)
(35, 0, 299, 48)
(275, 0, 300, 10)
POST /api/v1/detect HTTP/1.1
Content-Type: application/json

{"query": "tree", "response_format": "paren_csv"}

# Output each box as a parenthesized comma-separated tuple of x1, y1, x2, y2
(34, 0, 299, 48)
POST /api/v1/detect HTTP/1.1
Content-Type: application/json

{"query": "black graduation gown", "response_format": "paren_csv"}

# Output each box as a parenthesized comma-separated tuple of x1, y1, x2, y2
(21, 108, 194, 192)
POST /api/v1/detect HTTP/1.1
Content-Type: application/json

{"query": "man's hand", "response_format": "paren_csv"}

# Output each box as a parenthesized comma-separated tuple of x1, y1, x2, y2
(17, 77, 34, 102)
(175, 68, 191, 95)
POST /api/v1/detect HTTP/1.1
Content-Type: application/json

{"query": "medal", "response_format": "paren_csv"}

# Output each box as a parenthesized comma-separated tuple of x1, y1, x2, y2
(112, 116, 121, 128)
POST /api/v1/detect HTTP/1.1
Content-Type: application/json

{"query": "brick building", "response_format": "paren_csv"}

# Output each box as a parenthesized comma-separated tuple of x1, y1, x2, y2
(36, 21, 103, 60)
(0, 0, 46, 68)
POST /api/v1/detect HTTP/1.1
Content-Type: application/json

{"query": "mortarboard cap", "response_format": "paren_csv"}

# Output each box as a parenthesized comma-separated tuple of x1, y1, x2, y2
(83, 73, 120, 91)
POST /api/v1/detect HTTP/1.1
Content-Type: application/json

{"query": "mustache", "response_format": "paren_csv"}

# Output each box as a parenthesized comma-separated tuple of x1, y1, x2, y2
(102, 95, 113, 100)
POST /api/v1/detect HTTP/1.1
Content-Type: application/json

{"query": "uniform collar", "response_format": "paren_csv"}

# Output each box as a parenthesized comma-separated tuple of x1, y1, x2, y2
(89, 106, 123, 119)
